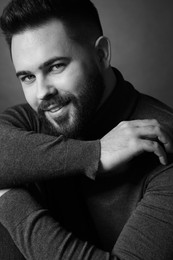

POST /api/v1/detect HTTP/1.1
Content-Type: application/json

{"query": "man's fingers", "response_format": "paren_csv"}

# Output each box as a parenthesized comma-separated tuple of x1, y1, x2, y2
(120, 119, 160, 128)
(134, 124, 173, 153)
(119, 120, 166, 143)
(135, 125, 162, 139)
(152, 142, 167, 165)
(158, 127, 173, 153)
(140, 139, 167, 165)
(118, 119, 173, 156)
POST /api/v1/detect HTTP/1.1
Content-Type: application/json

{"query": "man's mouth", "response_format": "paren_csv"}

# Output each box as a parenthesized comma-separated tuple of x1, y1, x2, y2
(44, 100, 71, 119)
(46, 105, 64, 113)
(44, 100, 71, 113)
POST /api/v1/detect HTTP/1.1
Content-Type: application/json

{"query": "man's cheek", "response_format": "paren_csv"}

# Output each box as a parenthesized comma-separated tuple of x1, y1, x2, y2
(25, 93, 38, 112)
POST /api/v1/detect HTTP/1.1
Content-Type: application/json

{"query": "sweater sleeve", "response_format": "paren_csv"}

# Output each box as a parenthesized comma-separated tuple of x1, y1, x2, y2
(1, 167, 173, 259)
(111, 163, 173, 260)
(0, 104, 100, 188)
(0, 189, 111, 260)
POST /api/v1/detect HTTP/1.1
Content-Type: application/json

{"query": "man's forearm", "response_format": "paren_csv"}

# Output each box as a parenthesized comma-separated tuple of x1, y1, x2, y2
(1, 105, 173, 189)
(0, 105, 100, 188)
(0, 124, 100, 188)
(0, 189, 111, 260)
(1, 163, 173, 260)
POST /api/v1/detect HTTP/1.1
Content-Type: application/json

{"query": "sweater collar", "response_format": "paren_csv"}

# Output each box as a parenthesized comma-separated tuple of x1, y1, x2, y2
(83, 68, 139, 140)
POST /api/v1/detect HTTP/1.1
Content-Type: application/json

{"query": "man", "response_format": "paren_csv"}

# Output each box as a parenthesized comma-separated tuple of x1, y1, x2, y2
(0, 0, 173, 259)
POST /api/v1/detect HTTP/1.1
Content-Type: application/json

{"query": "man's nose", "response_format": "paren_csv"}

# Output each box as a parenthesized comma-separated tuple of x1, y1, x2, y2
(36, 77, 57, 100)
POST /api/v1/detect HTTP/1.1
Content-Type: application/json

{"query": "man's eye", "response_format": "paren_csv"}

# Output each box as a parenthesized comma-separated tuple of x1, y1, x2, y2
(20, 75, 35, 84)
(50, 63, 65, 72)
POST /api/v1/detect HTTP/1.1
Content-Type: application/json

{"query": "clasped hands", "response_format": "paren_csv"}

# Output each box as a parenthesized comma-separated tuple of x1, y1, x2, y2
(0, 119, 173, 197)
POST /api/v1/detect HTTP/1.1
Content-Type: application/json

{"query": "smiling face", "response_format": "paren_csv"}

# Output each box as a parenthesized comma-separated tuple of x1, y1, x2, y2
(11, 19, 105, 137)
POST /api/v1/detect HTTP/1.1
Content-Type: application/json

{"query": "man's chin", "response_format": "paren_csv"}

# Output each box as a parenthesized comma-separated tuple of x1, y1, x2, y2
(40, 115, 81, 138)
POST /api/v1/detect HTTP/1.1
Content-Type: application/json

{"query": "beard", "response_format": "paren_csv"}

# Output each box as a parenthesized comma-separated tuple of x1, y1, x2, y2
(38, 67, 105, 138)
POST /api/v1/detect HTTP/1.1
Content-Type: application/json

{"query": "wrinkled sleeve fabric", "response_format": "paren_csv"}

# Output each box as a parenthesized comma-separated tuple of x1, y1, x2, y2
(111, 164, 173, 260)
(1, 167, 173, 260)
(0, 189, 111, 260)
(0, 104, 100, 188)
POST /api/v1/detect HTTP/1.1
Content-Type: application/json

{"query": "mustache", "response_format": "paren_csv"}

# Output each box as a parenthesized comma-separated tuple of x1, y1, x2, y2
(38, 94, 72, 112)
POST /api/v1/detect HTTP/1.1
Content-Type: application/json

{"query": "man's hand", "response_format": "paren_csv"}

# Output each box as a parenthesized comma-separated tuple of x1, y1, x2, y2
(100, 119, 173, 172)
(0, 189, 10, 197)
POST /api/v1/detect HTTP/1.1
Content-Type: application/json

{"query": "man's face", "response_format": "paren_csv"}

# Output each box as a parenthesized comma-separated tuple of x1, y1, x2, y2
(11, 19, 105, 137)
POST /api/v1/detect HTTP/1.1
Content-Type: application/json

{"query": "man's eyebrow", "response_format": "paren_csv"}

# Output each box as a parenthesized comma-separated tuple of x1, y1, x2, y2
(16, 71, 32, 78)
(16, 57, 69, 78)
(40, 56, 69, 69)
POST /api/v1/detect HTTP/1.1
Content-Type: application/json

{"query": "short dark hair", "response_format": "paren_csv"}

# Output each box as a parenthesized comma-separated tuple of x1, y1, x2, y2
(0, 0, 103, 48)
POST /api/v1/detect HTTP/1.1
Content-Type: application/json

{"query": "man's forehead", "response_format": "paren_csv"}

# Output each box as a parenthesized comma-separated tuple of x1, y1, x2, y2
(11, 19, 70, 49)
(11, 20, 74, 69)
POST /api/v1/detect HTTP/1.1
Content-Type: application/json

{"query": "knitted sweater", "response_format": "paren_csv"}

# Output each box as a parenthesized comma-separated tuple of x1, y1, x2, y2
(0, 69, 173, 259)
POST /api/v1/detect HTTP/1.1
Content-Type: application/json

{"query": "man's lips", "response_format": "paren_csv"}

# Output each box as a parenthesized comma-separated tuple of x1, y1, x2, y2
(43, 100, 71, 113)
(46, 105, 64, 113)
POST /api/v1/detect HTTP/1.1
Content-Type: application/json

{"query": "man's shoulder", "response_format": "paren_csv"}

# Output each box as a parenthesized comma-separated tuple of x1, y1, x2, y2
(132, 92, 173, 129)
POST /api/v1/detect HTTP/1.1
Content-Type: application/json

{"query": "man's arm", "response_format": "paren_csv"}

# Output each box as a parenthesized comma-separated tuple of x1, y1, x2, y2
(0, 104, 100, 188)
(0, 105, 173, 188)
(1, 164, 173, 260)
(0, 189, 111, 260)
(111, 162, 173, 259)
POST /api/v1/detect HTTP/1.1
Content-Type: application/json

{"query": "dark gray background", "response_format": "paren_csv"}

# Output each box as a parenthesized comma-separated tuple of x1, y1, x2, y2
(0, 0, 173, 112)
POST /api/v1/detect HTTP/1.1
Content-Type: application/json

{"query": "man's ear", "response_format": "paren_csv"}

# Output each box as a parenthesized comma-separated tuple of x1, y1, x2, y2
(95, 36, 111, 69)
